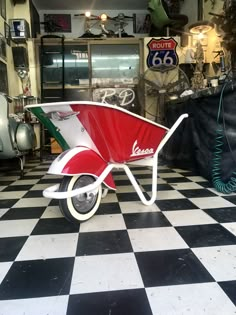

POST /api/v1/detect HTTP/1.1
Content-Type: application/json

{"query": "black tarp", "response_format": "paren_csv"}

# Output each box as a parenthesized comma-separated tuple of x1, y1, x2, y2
(162, 81, 236, 182)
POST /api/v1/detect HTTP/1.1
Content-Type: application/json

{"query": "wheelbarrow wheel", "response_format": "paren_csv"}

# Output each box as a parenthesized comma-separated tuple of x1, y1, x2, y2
(59, 175, 102, 223)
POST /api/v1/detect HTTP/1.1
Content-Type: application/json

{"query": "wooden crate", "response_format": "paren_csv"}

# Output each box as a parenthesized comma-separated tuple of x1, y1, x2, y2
(50, 138, 62, 154)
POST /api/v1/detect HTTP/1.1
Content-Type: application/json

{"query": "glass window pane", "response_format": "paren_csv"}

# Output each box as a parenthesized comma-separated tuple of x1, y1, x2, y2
(91, 44, 140, 86)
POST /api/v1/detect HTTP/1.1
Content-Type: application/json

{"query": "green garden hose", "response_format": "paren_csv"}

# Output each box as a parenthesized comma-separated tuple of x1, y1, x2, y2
(211, 81, 236, 193)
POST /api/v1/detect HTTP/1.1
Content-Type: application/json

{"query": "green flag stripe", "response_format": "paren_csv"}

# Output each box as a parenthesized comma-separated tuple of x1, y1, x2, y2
(30, 107, 70, 151)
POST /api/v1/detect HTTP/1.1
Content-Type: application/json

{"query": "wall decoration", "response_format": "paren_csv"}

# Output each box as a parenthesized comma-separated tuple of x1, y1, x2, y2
(0, 33, 6, 60)
(0, 0, 6, 20)
(133, 14, 151, 34)
(0, 60, 8, 94)
(4, 22, 10, 46)
(44, 14, 71, 33)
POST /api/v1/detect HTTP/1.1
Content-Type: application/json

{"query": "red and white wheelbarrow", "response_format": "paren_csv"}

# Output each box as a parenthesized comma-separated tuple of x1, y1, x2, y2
(26, 101, 188, 223)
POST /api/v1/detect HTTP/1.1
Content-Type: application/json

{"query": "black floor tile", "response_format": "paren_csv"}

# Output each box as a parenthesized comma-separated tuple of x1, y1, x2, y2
(156, 198, 198, 211)
(116, 192, 142, 202)
(114, 179, 133, 186)
(0, 199, 18, 209)
(22, 190, 44, 198)
(2, 185, 33, 192)
(38, 178, 62, 184)
(222, 195, 236, 205)
(67, 289, 153, 315)
(48, 199, 59, 206)
(76, 230, 132, 256)
(0, 181, 14, 186)
(0, 258, 74, 299)
(0, 207, 46, 220)
(158, 169, 175, 173)
(134, 174, 152, 179)
(164, 177, 192, 183)
(198, 181, 212, 188)
(123, 212, 171, 229)
(204, 207, 236, 223)
(31, 218, 80, 235)
(20, 175, 43, 180)
(141, 183, 174, 191)
(135, 248, 214, 287)
(176, 224, 236, 247)
(219, 280, 236, 306)
(96, 203, 122, 215)
(0, 237, 28, 262)
(179, 189, 217, 198)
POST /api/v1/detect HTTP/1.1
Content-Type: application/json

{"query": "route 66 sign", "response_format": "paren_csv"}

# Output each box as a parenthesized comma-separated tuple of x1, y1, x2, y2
(146, 37, 179, 72)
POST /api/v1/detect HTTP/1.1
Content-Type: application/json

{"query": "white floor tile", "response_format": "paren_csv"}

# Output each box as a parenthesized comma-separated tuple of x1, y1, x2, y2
(163, 210, 217, 226)
(146, 282, 236, 315)
(207, 188, 236, 197)
(120, 201, 160, 213)
(192, 245, 236, 281)
(222, 222, 236, 237)
(128, 227, 188, 252)
(138, 178, 166, 185)
(131, 169, 152, 175)
(189, 197, 235, 209)
(13, 197, 51, 208)
(0, 262, 12, 284)
(156, 190, 185, 200)
(100, 192, 118, 204)
(10, 179, 39, 186)
(16, 233, 78, 261)
(159, 173, 184, 178)
(0, 295, 69, 315)
(70, 253, 144, 294)
(172, 168, 190, 173)
(30, 184, 52, 191)
(41, 206, 63, 218)
(24, 171, 46, 176)
(0, 219, 38, 237)
(116, 185, 137, 193)
(0, 176, 19, 181)
(187, 176, 208, 182)
(79, 214, 126, 232)
(0, 191, 27, 200)
(41, 174, 63, 180)
(170, 182, 204, 190)
(0, 209, 9, 219)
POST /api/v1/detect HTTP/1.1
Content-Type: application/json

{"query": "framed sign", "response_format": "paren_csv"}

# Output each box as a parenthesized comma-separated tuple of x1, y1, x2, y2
(44, 14, 71, 33)
(0, 60, 8, 94)
(146, 37, 179, 71)
(4, 22, 10, 46)
(0, 0, 6, 20)
(133, 14, 151, 34)
(0, 33, 6, 60)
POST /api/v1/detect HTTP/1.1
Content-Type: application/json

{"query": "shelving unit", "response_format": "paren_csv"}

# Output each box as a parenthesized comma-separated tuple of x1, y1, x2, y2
(40, 35, 65, 103)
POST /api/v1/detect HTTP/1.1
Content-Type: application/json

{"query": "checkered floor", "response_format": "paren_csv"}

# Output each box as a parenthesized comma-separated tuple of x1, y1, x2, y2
(1, 157, 236, 315)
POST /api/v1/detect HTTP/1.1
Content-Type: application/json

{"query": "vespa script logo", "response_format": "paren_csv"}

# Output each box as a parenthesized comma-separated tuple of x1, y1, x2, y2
(130, 140, 154, 157)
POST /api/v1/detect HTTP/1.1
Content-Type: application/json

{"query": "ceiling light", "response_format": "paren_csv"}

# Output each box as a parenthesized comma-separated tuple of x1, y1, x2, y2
(85, 11, 91, 18)
(100, 13, 107, 22)
(189, 21, 214, 34)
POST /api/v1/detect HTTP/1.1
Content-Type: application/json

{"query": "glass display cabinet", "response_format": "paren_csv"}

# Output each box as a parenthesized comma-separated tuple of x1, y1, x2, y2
(37, 38, 143, 113)
(90, 42, 141, 113)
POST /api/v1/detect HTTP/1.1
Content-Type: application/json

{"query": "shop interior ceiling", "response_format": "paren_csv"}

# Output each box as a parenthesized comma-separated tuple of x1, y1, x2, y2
(32, 0, 147, 10)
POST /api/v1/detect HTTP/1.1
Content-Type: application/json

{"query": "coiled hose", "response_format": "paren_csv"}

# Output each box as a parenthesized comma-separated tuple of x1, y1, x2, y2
(212, 81, 236, 193)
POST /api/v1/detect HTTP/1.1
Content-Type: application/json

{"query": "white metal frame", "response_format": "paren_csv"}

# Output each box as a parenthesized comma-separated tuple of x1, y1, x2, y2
(43, 113, 188, 205)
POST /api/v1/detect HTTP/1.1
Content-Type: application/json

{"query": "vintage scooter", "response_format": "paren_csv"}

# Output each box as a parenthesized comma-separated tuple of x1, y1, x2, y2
(26, 101, 188, 223)
(0, 93, 35, 176)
